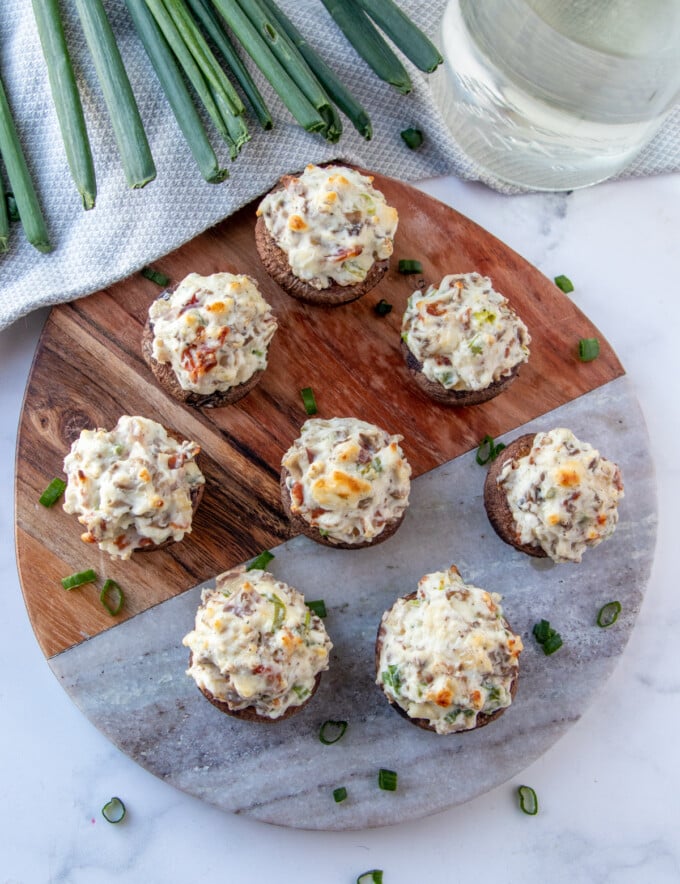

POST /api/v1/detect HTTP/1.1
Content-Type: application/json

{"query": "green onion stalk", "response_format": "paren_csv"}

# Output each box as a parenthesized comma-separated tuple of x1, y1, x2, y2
(32, 0, 97, 209)
(125, 0, 229, 182)
(0, 73, 52, 252)
(75, 0, 156, 188)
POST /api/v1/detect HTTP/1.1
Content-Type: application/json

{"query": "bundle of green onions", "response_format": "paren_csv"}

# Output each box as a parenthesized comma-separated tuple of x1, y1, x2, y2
(2, 0, 440, 254)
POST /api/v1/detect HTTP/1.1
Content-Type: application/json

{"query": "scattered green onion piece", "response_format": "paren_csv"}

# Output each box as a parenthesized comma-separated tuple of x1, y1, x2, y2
(554, 274, 574, 293)
(38, 476, 67, 507)
(333, 786, 347, 803)
(319, 719, 347, 745)
(101, 796, 126, 823)
(378, 768, 397, 791)
(517, 785, 538, 815)
(374, 298, 393, 316)
(306, 599, 327, 618)
(300, 386, 318, 415)
(400, 127, 423, 150)
(269, 592, 286, 629)
(141, 266, 171, 287)
(246, 549, 274, 571)
(578, 337, 600, 362)
(61, 568, 97, 591)
(533, 619, 563, 655)
(597, 600, 621, 628)
(357, 872, 383, 884)
(475, 434, 506, 466)
(100, 579, 125, 616)
(398, 259, 422, 274)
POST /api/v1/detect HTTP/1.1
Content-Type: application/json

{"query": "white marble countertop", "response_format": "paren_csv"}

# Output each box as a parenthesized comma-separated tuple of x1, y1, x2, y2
(2, 172, 679, 883)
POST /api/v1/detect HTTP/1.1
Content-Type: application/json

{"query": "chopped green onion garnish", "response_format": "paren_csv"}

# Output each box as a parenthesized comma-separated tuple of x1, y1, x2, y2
(398, 258, 423, 274)
(61, 568, 97, 590)
(300, 386, 318, 415)
(597, 600, 621, 628)
(374, 298, 393, 316)
(306, 599, 327, 618)
(101, 796, 126, 823)
(141, 266, 170, 287)
(333, 786, 347, 803)
(269, 593, 286, 630)
(39, 477, 67, 507)
(476, 434, 506, 466)
(554, 274, 574, 293)
(100, 579, 124, 616)
(357, 872, 383, 884)
(532, 619, 563, 655)
(246, 550, 274, 571)
(319, 719, 347, 745)
(517, 785, 538, 815)
(578, 337, 600, 362)
(400, 127, 423, 149)
(378, 768, 398, 791)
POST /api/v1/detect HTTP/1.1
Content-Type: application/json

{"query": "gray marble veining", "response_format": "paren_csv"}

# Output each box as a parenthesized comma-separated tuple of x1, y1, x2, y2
(50, 376, 656, 830)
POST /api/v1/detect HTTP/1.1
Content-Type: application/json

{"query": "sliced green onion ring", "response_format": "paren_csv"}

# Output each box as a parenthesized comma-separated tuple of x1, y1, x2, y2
(141, 266, 170, 287)
(100, 578, 125, 616)
(101, 796, 126, 823)
(398, 258, 423, 274)
(517, 784, 538, 815)
(578, 337, 600, 362)
(61, 568, 97, 590)
(39, 477, 67, 507)
(333, 786, 347, 803)
(246, 549, 274, 571)
(306, 599, 327, 618)
(378, 768, 397, 791)
(400, 127, 423, 149)
(597, 600, 621, 628)
(374, 298, 393, 316)
(319, 719, 347, 745)
(476, 434, 506, 466)
(357, 871, 383, 884)
(554, 274, 574, 293)
(300, 386, 318, 415)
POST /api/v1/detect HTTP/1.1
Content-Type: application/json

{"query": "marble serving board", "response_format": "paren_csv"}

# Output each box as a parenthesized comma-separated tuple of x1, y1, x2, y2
(50, 379, 656, 829)
(13, 173, 656, 829)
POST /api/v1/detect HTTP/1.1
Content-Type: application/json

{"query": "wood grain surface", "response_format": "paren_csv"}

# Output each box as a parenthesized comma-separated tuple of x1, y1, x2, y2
(14, 172, 624, 659)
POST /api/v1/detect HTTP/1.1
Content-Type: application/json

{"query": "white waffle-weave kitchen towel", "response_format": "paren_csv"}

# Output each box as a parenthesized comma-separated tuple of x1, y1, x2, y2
(1, 0, 678, 330)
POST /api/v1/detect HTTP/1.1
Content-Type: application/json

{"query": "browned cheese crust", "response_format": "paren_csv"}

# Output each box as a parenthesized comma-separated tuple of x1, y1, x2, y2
(280, 465, 405, 550)
(375, 592, 519, 733)
(400, 339, 521, 406)
(141, 304, 264, 408)
(483, 433, 547, 558)
(254, 204, 389, 306)
(189, 652, 322, 722)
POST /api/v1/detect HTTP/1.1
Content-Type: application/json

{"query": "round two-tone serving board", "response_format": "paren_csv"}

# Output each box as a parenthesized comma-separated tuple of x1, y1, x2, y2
(14, 173, 656, 829)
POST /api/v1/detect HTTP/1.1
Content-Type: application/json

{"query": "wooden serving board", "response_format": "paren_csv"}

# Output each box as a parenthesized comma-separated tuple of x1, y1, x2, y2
(15, 172, 623, 659)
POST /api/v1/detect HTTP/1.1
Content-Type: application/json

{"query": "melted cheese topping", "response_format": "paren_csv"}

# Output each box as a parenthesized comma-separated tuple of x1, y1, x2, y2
(498, 428, 624, 563)
(63, 415, 204, 559)
(377, 566, 522, 734)
(281, 417, 411, 545)
(149, 272, 277, 395)
(256, 164, 398, 289)
(401, 273, 530, 391)
(183, 568, 332, 718)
